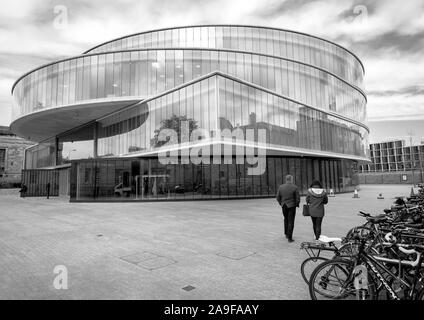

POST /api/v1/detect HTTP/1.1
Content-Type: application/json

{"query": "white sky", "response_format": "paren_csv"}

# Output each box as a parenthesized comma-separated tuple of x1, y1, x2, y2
(0, 0, 423, 142)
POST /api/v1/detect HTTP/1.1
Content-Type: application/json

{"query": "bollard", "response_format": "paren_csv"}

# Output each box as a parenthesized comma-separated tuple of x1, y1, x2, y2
(353, 189, 360, 199)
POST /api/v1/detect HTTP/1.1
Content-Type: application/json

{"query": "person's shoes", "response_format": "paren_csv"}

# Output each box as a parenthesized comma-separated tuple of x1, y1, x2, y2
(284, 234, 288, 239)
(288, 238, 295, 243)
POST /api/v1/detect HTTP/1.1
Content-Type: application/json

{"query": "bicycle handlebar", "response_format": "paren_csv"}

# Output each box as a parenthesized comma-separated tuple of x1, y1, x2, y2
(358, 211, 371, 217)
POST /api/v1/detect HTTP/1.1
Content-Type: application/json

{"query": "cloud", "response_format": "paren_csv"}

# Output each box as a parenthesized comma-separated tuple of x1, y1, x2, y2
(367, 86, 424, 97)
(367, 94, 424, 121)
(338, 31, 424, 56)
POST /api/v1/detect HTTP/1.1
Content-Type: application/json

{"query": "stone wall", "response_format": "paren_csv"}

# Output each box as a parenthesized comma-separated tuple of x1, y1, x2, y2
(358, 171, 424, 185)
(0, 132, 34, 188)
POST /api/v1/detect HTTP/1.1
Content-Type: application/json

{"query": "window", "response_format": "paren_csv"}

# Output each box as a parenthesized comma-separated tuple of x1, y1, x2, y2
(75, 58, 84, 101)
(84, 167, 92, 183)
(0, 149, 6, 173)
(113, 53, 122, 97)
(121, 52, 131, 96)
(105, 54, 114, 98)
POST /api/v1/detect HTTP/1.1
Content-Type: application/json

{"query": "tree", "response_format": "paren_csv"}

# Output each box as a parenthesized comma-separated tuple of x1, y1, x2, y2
(150, 114, 198, 148)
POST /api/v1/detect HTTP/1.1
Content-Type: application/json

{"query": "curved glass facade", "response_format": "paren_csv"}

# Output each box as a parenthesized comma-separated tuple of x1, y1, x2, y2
(13, 25, 368, 201)
(12, 49, 366, 124)
(96, 74, 368, 159)
(85, 25, 364, 89)
(70, 157, 359, 201)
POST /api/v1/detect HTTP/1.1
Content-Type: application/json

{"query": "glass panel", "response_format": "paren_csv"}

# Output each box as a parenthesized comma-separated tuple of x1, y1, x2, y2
(97, 55, 106, 99)
(121, 52, 131, 96)
(113, 52, 122, 97)
(156, 51, 165, 93)
(90, 55, 98, 99)
(105, 54, 114, 98)
(82, 56, 91, 100)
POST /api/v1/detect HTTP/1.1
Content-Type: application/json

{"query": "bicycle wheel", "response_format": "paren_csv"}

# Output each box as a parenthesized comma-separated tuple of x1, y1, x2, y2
(309, 259, 376, 300)
(300, 257, 329, 285)
(338, 243, 359, 257)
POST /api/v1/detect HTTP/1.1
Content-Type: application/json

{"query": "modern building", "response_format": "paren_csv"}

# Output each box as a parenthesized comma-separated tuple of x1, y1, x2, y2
(360, 140, 424, 173)
(0, 126, 34, 188)
(10, 25, 369, 201)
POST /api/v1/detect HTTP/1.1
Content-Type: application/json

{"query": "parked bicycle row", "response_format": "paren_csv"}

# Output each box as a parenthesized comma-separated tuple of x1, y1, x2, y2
(300, 184, 424, 300)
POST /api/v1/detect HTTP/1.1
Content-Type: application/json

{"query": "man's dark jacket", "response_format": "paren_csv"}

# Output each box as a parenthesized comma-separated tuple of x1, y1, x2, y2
(276, 182, 301, 209)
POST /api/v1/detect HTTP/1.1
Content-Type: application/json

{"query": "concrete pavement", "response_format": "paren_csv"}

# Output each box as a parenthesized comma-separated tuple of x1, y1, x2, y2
(0, 185, 413, 300)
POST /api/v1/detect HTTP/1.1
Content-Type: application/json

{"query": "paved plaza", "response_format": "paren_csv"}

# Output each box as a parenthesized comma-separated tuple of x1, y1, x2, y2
(0, 185, 414, 300)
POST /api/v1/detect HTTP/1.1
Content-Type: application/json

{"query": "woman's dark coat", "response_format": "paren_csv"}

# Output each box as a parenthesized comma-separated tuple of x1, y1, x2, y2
(306, 188, 329, 218)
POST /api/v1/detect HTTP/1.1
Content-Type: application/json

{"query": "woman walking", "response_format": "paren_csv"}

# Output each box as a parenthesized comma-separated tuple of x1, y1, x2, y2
(306, 180, 329, 241)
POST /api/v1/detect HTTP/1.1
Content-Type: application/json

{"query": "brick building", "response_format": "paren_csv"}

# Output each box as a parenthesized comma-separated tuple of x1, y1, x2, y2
(0, 126, 34, 187)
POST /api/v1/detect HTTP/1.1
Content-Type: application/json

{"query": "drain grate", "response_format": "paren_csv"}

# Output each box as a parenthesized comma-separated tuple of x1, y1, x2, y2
(182, 285, 196, 292)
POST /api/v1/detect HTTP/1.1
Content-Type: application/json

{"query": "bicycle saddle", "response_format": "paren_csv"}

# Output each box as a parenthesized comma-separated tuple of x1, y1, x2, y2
(319, 235, 342, 243)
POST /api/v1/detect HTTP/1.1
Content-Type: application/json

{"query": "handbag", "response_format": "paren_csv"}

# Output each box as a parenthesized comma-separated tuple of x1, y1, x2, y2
(302, 204, 310, 217)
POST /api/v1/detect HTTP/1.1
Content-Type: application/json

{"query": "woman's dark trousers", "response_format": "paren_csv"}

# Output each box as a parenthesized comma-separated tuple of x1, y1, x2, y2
(311, 217, 323, 240)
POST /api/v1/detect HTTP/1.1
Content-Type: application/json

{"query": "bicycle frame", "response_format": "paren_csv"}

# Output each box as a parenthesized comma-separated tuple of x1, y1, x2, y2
(350, 247, 424, 300)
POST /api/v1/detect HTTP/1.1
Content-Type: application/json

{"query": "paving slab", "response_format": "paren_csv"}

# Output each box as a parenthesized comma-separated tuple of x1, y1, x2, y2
(120, 252, 160, 264)
(217, 248, 256, 260)
(137, 257, 178, 271)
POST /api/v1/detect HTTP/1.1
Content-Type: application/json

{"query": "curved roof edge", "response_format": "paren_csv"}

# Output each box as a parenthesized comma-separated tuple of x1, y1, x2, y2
(118, 141, 370, 163)
(11, 48, 367, 102)
(82, 24, 365, 73)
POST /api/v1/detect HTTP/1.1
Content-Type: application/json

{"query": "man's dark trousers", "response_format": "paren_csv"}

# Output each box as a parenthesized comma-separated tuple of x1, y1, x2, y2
(282, 204, 296, 239)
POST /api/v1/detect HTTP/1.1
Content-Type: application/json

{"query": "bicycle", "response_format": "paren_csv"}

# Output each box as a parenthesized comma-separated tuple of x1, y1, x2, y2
(308, 235, 424, 300)
(300, 236, 358, 285)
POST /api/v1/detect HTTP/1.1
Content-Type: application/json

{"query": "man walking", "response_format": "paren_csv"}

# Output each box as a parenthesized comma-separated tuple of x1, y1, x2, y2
(19, 183, 27, 198)
(46, 182, 51, 200)
(276, 175, 300, 243)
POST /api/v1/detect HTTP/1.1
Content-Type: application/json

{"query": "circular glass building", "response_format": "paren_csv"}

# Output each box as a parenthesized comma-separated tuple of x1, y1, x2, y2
(11, 25, 369, 201)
